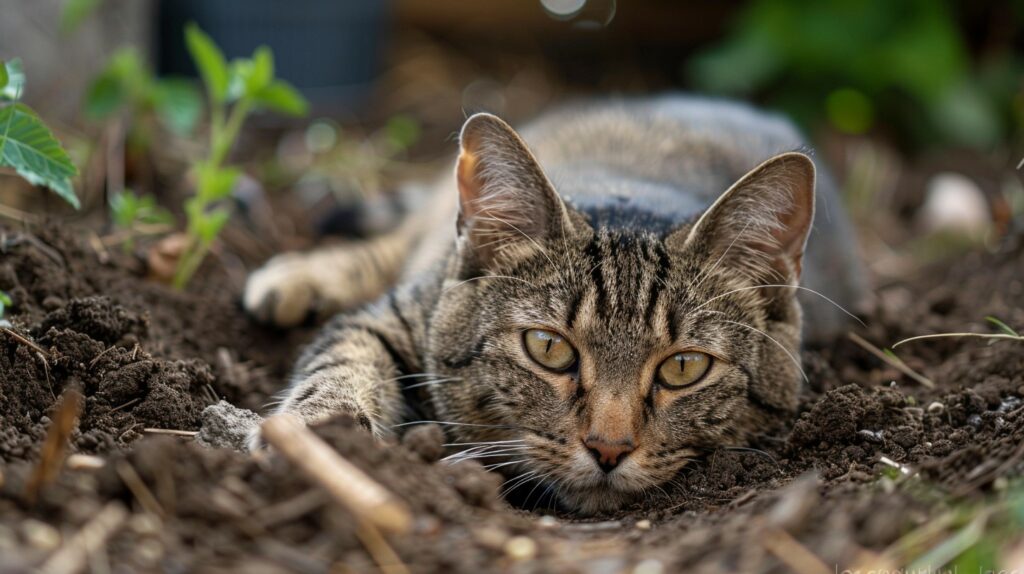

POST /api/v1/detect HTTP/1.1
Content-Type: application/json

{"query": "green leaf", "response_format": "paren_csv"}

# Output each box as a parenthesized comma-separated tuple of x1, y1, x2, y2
(0, 61, 8, 91)
(246, 46, 274, 94)
(109, 190, 140, 228)
(60, 0, 103, 34)
(986, 316, 1019, 337)
(84, 70, 127, 120)
(185, 23, 229, 103)
(196, 162, 240, 201)
(152, 78, 203, 135)
(2, 59, 26, 102)
(0, 290, 10, 317)
(197, 207, 230, 244)
(253, 80, 308, 117)
(0, 103, 80, 208)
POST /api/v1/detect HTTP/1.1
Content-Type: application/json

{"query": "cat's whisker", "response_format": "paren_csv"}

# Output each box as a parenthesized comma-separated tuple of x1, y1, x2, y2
(441, 274, 537, 295)
(522, 472, 554, 507)
(403, 377, 463, 390)
(717, 319, 809, 382)
(694, 284, 865, 327)
(444, 439, 527, 448)
(483, 459, 528, 471)
(474, 212, 558, 269)
(501, 471, 542, 498)
(384, 372, 452, 383)
(391, 420, 518, 430)
(691, 219, 754, 292)
(443, 447, 533, 464)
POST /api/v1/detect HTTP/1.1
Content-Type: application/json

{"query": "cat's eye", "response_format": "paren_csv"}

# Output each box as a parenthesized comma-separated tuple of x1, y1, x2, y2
(523, 329, 577, 371)
(657, 352, 712, 388)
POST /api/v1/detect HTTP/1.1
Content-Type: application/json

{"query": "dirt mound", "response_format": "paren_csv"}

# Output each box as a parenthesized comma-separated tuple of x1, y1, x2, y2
(1, 224, 1023, 572)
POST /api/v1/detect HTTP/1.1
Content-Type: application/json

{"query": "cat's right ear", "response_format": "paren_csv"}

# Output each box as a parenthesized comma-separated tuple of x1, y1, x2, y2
(455, 113, 575, 268)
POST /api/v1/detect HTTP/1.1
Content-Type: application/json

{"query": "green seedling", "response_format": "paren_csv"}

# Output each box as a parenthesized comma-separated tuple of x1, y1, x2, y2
(173, 24, 308, 289)
(109, 189, 176, 252)
(0, 59, 80, 209)
(85, 47, 203, 137)
(0, 290, 11, 324)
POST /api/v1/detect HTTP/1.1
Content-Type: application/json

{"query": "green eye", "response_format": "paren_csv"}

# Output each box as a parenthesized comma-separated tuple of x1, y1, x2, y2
(657, 352, 712, 388)
(523, 329, 577, 371)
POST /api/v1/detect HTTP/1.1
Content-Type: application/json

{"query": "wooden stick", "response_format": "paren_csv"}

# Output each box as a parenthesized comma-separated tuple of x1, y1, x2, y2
(39, 502, 128, 574)
(260, 414, 413, 534)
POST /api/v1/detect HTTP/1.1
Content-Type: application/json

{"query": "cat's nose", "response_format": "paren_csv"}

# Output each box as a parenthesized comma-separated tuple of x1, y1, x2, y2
(583, 436, 635, 473)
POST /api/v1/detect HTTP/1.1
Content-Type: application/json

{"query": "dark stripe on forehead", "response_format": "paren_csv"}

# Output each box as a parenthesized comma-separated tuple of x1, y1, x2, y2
(584, 235, 608, 317)
(642, 242, 671, 328)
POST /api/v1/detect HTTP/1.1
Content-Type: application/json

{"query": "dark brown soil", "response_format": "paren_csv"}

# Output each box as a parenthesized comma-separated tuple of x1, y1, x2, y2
(1, 224, 1023, 573)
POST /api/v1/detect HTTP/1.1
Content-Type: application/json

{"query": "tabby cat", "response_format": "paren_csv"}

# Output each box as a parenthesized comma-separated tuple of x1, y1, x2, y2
(244, 96, 864, 514)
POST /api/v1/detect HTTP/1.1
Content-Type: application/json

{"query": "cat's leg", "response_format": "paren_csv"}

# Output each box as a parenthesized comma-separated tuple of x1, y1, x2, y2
(251, 293, 423, 448)
(244, 226, 414, 327)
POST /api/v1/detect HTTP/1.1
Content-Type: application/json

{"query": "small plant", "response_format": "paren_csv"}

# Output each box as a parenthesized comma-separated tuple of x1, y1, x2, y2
(85, 47, 204, 137)
(109, 189, 176, 252)
(173, 24, 308, 289)
(0, 59, 80, 208)
(0, 290, 11, 325)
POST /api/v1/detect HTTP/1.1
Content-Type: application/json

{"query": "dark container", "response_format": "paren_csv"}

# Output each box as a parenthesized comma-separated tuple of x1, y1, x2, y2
(156, 0, 390, 111)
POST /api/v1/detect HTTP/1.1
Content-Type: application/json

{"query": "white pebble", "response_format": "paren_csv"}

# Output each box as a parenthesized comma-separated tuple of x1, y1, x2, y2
(504, 536, 538, 560)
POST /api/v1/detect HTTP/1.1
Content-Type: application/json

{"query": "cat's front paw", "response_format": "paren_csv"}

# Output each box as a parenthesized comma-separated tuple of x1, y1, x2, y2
(244, 253, 320, 327)
(248, 396, 383, 453)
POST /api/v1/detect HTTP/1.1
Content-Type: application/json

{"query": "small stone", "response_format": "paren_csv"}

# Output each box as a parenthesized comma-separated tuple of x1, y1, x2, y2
(537, 515, 559, 529)
(927, 401, 945, 415)
(22, 519, 60, 550)
(196, 400, 264, 451)
(504, 536, 537, 561)
(633, 559, 665, 574)
(473, 526, 508, 549)
(635, 519, 652, 530)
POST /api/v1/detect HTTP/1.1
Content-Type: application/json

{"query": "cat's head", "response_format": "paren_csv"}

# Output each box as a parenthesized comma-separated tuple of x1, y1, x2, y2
(427, 113, 814, 514)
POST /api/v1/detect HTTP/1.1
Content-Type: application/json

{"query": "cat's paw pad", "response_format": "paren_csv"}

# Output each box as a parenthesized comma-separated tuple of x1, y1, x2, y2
(244, 254, 319, 327)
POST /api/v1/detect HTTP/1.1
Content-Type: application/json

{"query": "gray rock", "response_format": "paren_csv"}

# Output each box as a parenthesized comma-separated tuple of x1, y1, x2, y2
(196, 400, 263, 451)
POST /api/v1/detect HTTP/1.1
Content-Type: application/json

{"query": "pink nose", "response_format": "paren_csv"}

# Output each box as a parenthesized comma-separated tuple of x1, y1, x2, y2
(583, 437, 635, 472)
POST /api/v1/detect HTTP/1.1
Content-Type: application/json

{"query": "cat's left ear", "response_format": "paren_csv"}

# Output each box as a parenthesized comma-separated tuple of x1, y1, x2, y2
(668, 152, 815, 283)
(455, 113, 575, 267)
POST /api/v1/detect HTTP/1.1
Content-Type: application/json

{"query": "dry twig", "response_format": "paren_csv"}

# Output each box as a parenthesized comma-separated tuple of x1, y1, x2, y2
(848, 332, 935, 388)
(260, 414, 413, 534)
(26, 386, 84, 504)
(39, 502, 128, 574)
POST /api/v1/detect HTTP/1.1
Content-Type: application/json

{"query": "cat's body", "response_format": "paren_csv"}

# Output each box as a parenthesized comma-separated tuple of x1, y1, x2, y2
(246, 96, 865, 514)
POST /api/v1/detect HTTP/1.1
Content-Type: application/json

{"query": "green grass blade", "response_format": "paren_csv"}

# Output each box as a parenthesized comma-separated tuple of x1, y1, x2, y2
(985, 316, 1019, 337)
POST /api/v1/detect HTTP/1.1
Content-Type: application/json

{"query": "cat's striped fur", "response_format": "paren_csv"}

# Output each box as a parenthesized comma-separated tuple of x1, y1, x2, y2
(245, 96, 865, 514)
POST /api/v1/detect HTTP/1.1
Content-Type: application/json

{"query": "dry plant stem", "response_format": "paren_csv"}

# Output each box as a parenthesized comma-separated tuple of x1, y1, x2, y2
(260, 414, 413, 534)
(847, 332, 935, 388)
(39, 502, 128, 574)
(142, 428, 198, 437)
(893, 332, 1023, 348)
(355, 520, 412, 574)
(761, 527, 832, 574)
(1, 326, 50, 357)
(25, 386, 84, 504)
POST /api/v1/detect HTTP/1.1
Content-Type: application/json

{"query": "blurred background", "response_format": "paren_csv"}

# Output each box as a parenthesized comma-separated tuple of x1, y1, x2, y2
(0, 0, 1022, 286)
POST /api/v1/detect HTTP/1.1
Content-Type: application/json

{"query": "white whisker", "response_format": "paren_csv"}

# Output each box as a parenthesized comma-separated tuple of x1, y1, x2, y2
(694, 284, 865, 326)
(719, 319, 808, 382)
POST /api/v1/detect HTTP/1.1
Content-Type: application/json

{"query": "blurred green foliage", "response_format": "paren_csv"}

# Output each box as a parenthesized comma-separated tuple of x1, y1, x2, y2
(85, 48, 203, 136)
(689, 0, 1023, 151)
